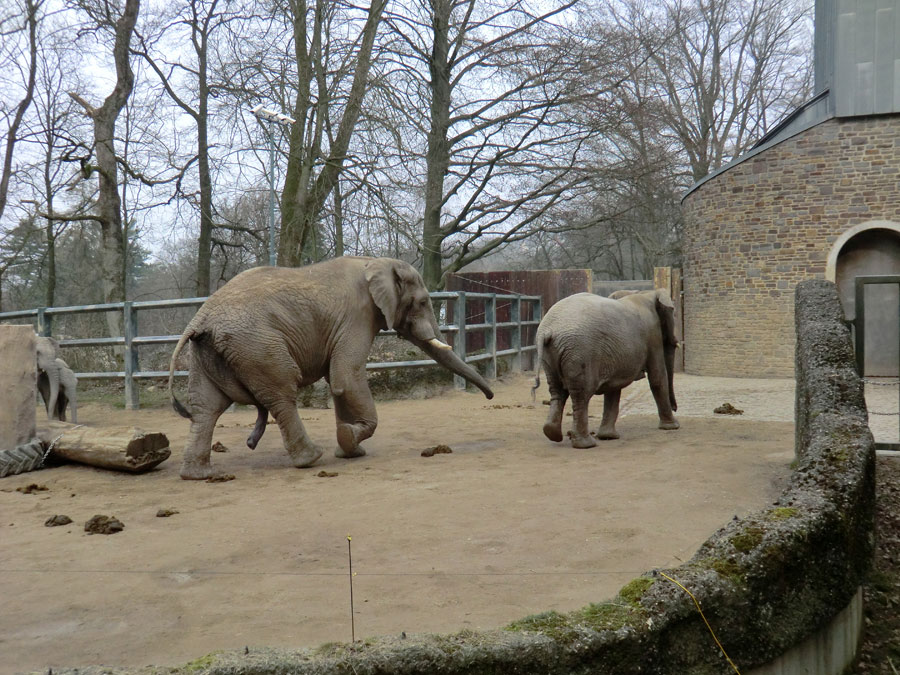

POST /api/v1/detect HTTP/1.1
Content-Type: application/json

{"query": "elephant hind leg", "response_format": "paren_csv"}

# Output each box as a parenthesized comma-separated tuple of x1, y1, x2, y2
(264, 398, 324, 468)
(569, 389, 597, 449)
(596, 389, 621, 440)
(541, 367, 568, 443)
(180, 371, 232, 480)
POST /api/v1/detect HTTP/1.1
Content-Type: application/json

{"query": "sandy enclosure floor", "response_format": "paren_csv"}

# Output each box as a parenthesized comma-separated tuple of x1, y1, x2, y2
(1, 372, 808, 673)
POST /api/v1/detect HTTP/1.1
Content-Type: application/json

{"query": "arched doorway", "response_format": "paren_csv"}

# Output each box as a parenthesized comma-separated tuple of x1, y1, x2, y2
(830, 224, 900, 376)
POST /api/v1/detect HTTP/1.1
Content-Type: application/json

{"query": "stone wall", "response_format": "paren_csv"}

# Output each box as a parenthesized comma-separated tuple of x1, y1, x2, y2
(682, 113, 900, 376)
(60, 280, 876, 675)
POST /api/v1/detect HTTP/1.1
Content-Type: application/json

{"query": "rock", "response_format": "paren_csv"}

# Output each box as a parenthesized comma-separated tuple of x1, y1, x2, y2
(714, 402, 744, 415)
(156, 508, 179, 517)
(206, 473, 235, 483)
(45, 515, 72, 527)
(16, 483, 48, 494)
(211, 441, 228, 453)
(84, 514, 124, 535)
(317, 471, 338, 478)
(421, 444, 452, 457)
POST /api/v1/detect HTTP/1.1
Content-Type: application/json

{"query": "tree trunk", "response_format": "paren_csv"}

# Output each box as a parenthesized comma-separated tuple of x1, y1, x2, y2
(70, 0, 140, 338)
(195, 18, 213, 295)
(333, 179, 344, 256)
(0, 0, 38, 223)
(38, 421, 171, 473)
(278, 0, 386, 267)
(44, 143, 57, 308)
(422, 0, 452, 291)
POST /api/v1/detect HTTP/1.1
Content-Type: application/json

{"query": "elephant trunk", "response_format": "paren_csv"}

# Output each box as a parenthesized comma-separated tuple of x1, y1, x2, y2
(407, 334, 494, 400)
(46, 368, 61, 421)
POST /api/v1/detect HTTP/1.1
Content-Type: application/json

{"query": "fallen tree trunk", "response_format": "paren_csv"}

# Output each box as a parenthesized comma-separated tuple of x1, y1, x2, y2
(37, 422, 171, 473)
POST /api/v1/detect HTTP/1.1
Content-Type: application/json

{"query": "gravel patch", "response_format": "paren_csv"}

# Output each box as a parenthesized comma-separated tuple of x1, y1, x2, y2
(619, 373, 899, 444)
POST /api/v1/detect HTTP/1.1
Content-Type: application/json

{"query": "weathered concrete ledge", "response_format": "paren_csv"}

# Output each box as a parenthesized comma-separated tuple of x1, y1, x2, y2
(51, 280, 875, 675)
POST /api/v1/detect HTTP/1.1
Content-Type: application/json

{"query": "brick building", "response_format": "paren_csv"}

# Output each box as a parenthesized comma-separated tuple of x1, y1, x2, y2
(681, 0, 900, 377)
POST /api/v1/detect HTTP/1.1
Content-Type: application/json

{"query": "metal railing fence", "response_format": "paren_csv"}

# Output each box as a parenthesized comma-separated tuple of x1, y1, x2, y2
(0, 291, 541, 410)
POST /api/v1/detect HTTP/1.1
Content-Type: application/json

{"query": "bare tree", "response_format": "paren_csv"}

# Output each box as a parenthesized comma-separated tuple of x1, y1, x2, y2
(615, 0, 813, 182)
(385, 0, 614, 289)
(67, 0, 140, 334)
(0, 0, 41, 223)
(22, 38, 92, 307)
(133, 0, 240, 295)
(276, 0, 388, 267)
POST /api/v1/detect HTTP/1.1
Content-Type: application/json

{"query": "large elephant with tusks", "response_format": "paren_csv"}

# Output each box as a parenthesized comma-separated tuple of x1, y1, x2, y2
(168, 257, 493, 479)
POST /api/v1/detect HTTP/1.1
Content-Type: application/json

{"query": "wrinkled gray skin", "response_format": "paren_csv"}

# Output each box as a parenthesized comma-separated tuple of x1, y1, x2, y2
(35, 337, 78, 423)
(532, 290, 679, 448)
(168, 256, 494, 479)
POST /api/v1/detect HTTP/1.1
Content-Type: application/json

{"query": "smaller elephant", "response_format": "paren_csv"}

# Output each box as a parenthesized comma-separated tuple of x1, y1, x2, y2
(35, 336, 78, 423)
(532, 290, 679, 447)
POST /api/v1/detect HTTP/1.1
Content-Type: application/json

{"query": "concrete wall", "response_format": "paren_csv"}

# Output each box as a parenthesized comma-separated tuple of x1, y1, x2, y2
(682, 113, 900, 377)
(0, 325, 36, 451)
(63, 280, 875, 675)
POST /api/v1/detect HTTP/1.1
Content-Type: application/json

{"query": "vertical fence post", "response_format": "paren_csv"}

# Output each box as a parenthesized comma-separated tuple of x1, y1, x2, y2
(124, 302, 139, 410)
(511, 296, 522, 372)
(531, 296, 542, 371)
(485, 294, 497, 380)
(37, 307, 51, 336)
(453, 291, 467, 390)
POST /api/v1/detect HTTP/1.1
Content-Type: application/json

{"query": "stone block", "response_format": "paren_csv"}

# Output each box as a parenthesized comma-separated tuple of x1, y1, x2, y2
(0, 326, 36, 451)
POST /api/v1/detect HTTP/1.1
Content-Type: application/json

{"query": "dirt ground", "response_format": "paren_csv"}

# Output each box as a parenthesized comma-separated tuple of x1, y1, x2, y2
(0, 371, 810, 674)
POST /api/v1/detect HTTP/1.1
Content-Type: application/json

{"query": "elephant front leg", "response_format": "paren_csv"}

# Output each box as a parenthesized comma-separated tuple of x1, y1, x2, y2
(647, 354, 680, 431)
(596, 389, 621, 440)
(331, 378, 377, 459)
(569, 391, 597, 449)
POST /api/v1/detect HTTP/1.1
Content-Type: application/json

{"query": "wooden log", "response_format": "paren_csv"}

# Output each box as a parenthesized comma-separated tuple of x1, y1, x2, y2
(37, 422, 171, 473)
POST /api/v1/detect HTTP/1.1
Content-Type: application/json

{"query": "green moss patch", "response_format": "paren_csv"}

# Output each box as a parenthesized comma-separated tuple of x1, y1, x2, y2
(619, 577, 655, 608)
(730, 525, 765, 553)
(506, 610, 579, 642)
(768, 507, 799, 521)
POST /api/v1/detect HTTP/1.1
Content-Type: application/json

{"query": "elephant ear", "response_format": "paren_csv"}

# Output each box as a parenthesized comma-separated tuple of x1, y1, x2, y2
(365, 258, 420, 330)
(365, 259, 399, 329)
(654, 290, 678, 347)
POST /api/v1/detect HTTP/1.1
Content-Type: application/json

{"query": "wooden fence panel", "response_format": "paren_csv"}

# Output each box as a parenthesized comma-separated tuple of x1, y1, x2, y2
(446, 270, 592, 360)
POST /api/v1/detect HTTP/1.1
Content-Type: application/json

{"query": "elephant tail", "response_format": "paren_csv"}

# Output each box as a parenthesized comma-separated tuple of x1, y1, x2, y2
(169, 329, 194, 420)
(531, 332, 549, 402)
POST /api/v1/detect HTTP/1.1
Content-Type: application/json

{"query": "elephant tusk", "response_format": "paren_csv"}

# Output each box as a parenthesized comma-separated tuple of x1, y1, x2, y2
(427, 338, 453, 351)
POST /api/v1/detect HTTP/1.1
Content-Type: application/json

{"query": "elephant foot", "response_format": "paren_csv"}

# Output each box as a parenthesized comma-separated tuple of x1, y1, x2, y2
(180, 461, 214, 480)
(596, 426, 620, 440)
(336, 424, 367, 458)
(543, 421, 564, 443)
(659, 419, 680, 431)
(289, 444, 325, 468)
(570, 434, 597, 449)
(335, 445, 366, 459)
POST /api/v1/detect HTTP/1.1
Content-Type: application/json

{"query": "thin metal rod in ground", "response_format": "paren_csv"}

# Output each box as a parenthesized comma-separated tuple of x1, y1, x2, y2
(348, 535, 355, 643)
